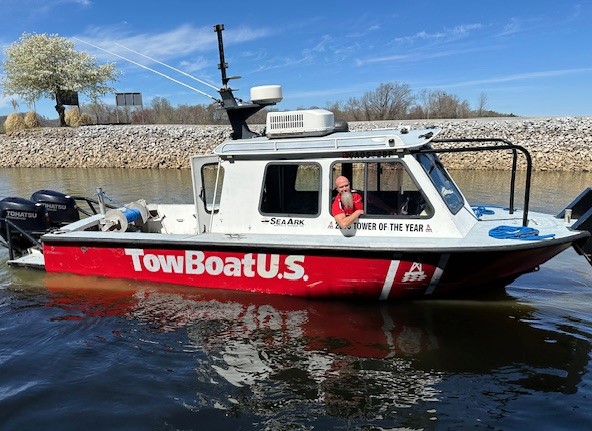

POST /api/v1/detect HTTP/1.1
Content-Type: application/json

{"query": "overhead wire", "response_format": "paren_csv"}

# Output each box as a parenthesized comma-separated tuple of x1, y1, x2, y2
(72, 37, 219, 102)
(114, 42, 219, 91)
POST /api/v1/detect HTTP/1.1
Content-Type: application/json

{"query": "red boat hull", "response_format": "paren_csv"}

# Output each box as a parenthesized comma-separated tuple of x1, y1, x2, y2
(42, 239, 573, 299)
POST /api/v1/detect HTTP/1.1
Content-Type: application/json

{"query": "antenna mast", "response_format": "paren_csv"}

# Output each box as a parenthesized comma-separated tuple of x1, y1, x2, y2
(214, 24, 230, 87)
(213, 24, 278, 140)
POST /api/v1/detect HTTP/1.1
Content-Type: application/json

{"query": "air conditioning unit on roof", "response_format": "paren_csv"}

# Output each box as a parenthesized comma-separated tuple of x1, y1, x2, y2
(266, 109, 335, 138)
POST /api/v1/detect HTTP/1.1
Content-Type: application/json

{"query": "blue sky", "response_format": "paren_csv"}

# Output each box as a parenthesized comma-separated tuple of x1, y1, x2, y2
(1, 0, 591, 119)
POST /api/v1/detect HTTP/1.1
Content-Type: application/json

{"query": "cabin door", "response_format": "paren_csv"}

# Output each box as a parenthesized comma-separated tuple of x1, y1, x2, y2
(190, 155, 224, 233)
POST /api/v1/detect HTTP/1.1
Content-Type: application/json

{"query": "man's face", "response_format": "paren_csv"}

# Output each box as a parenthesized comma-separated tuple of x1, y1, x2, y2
(336, 178, 350, 194)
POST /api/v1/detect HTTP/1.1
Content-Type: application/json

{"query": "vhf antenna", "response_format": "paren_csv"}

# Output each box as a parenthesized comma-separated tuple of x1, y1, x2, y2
(213, 23, 276, 140)
(214, 24, 231, 87)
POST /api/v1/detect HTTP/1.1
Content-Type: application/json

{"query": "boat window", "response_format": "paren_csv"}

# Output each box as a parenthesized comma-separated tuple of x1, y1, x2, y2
(331, 161, 433, 217)
(201, 163, 224, 213)
(417, 153, 464, 214)
(260, 163, 320, 216)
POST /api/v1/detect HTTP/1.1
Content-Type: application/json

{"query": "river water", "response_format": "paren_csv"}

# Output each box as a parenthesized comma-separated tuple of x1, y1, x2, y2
(1, 167, 592, 430)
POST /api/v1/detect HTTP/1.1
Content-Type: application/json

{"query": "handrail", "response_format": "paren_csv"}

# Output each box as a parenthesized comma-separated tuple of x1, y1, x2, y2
(0, 217, 43, 260)
(419, 138, 532, 226)
(69, 195, 119, 216)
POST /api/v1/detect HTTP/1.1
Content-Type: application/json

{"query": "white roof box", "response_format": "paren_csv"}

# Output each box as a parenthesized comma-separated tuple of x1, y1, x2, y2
(250, 85, 283, 105)
(266, 109, 335, 138)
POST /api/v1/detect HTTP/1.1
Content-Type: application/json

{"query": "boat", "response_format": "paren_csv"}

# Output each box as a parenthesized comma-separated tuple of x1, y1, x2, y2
(1, 24, 591, 300)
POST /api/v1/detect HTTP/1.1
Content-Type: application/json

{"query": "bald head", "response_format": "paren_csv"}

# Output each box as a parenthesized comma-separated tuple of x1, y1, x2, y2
(335, 176, 351, 193)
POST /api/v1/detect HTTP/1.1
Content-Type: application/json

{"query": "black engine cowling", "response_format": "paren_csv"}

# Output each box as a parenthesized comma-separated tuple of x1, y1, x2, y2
(31, 189, 80, 227)
(0, 197, 49, 251)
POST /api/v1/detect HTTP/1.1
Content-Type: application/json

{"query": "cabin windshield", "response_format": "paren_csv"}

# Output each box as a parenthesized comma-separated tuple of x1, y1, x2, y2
(416, 153, 464, 214)
(331, 161, 433, 217)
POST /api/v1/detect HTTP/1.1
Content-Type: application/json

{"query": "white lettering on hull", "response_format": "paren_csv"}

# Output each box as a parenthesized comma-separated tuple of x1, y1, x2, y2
(125, 249, 308, 281)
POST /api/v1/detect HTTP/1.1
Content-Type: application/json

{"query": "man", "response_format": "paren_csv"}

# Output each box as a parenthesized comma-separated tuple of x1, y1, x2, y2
(331, 176, 364, 229)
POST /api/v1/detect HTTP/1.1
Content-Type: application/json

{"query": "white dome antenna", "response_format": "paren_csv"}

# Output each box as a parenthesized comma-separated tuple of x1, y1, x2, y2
(250, 85, 283, 105)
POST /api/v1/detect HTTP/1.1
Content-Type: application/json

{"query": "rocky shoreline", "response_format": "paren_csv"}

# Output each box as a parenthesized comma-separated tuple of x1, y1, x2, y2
(0, 117, 590, 171)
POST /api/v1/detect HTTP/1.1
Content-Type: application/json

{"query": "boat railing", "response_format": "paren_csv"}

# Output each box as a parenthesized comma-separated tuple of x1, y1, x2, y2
(0, 217, 43, 260)
(69, 194, 120, 217)
(420, 137, 532, 226)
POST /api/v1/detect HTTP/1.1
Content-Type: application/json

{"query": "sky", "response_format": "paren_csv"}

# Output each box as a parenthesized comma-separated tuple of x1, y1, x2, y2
(1, 0, 591, 119)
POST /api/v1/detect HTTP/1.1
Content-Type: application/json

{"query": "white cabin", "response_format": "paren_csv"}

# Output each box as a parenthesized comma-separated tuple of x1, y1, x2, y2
(185, 112, 477, 243)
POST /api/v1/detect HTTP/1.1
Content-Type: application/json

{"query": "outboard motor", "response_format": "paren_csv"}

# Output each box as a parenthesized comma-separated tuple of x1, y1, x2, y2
(0, 197, 49, 253)
(31, 189, 80, 227)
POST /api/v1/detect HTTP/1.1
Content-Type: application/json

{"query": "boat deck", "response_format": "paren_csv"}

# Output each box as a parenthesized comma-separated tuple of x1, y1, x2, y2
(8, 208, 587, 270)
(43, 210, 586, 251)
(7, 250, 45, 269)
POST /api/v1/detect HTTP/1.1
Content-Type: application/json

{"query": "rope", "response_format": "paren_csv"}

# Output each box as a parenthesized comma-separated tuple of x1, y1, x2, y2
(122, 208, 142, 223)
(489, 225, 555, 241)
(472, 206, 495, 219)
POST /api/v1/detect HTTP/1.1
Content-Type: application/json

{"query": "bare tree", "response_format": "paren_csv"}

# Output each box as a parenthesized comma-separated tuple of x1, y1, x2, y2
(477, 92, 488, 117)
(421, 90, 468, 119)
(149, 97, 176, 124)
(344, 97, 364, 121)
(358, 83, 414, 120)
(82, 101, 108, 124)
(411, 89, 433, 119)
(78, 83, 506, 126)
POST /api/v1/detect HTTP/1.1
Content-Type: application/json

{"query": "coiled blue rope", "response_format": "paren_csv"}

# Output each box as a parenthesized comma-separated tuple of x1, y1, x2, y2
(122, 208, 142, 223)
(472, 206, 495, 219)
(489, 225, 555, 241)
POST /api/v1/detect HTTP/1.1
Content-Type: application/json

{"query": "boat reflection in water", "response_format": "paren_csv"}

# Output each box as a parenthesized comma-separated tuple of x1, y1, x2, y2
(39, 273, 590, 423)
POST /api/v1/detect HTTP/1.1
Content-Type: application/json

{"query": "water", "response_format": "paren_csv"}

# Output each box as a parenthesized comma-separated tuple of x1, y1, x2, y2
(1, 168, 592, 430)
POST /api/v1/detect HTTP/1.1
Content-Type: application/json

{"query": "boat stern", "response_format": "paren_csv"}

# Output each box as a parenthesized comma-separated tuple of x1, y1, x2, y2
(558, 187, 592, 266)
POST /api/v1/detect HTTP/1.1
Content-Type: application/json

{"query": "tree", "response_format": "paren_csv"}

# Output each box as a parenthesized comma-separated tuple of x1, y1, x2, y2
(477, 92, 488, 117)
(416, 89, 432, 119)
(344, 97, 364, 121)
(1, 33, 119, 126)
(418, 90, 469, 119)
(149, 96, 176, 123)
(359, 83, 414, 121)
